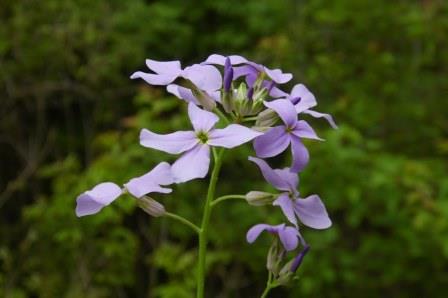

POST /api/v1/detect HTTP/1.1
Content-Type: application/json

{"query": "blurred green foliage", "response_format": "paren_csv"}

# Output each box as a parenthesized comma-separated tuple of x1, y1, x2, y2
(1, 0, 448, 297)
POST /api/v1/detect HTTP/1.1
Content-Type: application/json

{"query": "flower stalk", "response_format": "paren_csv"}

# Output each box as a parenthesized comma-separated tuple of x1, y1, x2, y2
(196, 148, 225, 298)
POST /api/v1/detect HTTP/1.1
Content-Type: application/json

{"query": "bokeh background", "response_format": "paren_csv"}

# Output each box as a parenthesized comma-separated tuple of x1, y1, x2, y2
(1, 0, 448, 297)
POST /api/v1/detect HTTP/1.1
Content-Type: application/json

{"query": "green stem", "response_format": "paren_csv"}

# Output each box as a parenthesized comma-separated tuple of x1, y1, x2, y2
(211, 194, 246, 208)
(213, 108, 230, 124)
(260, 271, 273, 298)
(196, 148, 225, 298)
(164, 212, 200, 234)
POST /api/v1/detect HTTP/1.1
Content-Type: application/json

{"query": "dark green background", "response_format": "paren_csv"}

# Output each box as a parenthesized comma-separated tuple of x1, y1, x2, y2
(1, 0, 447, 297)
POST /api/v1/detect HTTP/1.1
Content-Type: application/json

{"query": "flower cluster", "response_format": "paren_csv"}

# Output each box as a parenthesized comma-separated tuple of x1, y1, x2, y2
(75, 54, 336, 295)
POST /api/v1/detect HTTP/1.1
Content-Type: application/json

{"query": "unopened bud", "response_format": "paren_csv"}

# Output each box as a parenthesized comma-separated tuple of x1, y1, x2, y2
(255, 108, 279, 127)
(223, 57, 233, 92)
(221, 90, 233, 113)
(191, 88, 217, 111)
(236, 82, 247, 102)
(245, 191, 276, 206)
(247, 87, 254, 101)
(234, 83, 249, 115)
(276, 269, 294, 286)
(138, 196, 166, 217)
(266, 239, 280, 275)
(290, 245, 310, 272)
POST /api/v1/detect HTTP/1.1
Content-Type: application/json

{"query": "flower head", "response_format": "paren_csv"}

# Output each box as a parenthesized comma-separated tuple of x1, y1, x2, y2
(289, 84, 338, 128)
(203, 54, 292, 85)
(124, 162, 174, 198)
(140, 103, 262, 183)
(254, 99, 322, 172)
(249, 157, 331, 229)
(246, 223, 302, 251)
(75, 162, 174, 217)
(75, 182, 122, 217)
(131, 59, 222, 92)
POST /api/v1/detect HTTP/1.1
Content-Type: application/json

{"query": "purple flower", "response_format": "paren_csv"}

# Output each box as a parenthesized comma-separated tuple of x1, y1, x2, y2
(290, 244, 310, 272)
(131, 59, 222, 91)
(223, 57, 234, 92)
(253, 99, 322, 172)
(246, 223, 302, 251)
(203, 54, 292, 85)
(203, 54, 249, 66)
(248, 157, 331, 229)
(75, 162, 174, 217)
(272, 84, 337, 129)
(124, 162, 174, 198)
(75, 182, 122, 217)
(140, 103, 262, 183)
(166, 84, 220, 106)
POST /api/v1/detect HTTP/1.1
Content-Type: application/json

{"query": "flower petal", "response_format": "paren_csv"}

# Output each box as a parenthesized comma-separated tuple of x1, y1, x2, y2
(246, 224, 271, 243)
(290, 244, 310, 272)
(145, 59, 182, 76)
(290, 135, 309, 172)
(207, 124, 262, 148)
(264, 67, 292, 84)
(171, 144, 210, 183)
(279, 226, 299, 251)
(248, 157, 294, 192)
(149, 162, 175, 185)
(270, 86, 288, 98)
(233, 65, 258, 80)
(188, 102, 219, 132)
(273, 193, 298, 227)
(203, 54, 248, 65)
(75, 182, 122, 217)
(292, 120, 323, 140)
(124, 162, 174, 198)
(290, 84, 317, 113)
(130, 71, 178, 85)
(130, 60, 182, 86)
(182, 64, 222, 91)
(264, 99, 297, 127)
(294, 195, 332, 229)
(166, 84, 200, 105)
(140, 129, 198, 154)
(273, 168, 299, 192)
(302, 109, 338, 129)
(253, 126, 291, 158)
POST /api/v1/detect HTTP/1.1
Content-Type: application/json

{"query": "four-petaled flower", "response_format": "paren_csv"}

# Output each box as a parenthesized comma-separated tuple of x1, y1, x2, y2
(140, 103, 262, 183)
(246, 223, 303, 251)
(76, 162, 173, 217)
(254, 99, 323, 172)
(131, 59, 222, 92)
(276, 84, 337, 129)
(203, 54, 293, 85)
(249, 157, 331, 229)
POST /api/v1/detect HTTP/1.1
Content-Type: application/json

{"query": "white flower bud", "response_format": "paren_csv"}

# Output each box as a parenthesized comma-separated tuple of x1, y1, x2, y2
(138, 196, 166, 217)
(245, 191, 276, 206)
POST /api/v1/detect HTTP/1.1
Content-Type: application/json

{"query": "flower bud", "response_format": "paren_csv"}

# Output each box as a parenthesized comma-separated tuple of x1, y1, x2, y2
(276, 269, 294, 286)
(247, 86, 254, 101)
(255, 108, 279, 127)
(223, 57, 233, 93)
(266, 239, 280, 275)
(138, 196, 166, 217)
(290, 245, 310, 272)
(234, 82, 248, 115)
(191, 88, 217, 111)
(245, 191, 276, 206)
(221, 90, 233, 113)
